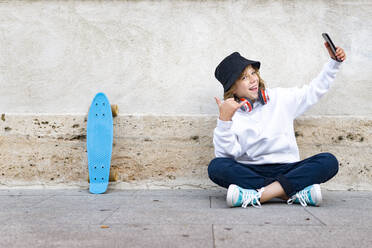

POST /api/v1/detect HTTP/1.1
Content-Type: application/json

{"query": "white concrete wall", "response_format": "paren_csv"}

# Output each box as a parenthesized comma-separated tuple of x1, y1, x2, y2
(0, 0, 371, 116)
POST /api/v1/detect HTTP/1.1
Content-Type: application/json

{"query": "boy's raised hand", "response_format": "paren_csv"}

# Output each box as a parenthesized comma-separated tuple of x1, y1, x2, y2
(324, 42, 346, 62)
(215, 97, 246, 121)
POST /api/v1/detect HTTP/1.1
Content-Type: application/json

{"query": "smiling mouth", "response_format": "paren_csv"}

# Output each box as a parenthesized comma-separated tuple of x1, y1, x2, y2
(249, 86, 258, 92)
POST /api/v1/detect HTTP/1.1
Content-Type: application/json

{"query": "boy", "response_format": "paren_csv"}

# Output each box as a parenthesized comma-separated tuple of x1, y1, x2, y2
(208, 42, 346, 208)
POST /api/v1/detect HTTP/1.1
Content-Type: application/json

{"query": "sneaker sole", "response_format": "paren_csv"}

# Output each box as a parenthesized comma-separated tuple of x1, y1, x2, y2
(226, 184, 239, 207)
(312, 184, 322, 206)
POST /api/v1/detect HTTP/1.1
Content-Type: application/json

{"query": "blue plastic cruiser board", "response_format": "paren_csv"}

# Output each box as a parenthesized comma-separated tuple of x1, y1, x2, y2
(87, 92, 113, 194)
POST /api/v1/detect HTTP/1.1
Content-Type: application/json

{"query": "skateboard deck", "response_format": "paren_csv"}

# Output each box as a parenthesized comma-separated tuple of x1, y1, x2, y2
(87, 92, 113, 194)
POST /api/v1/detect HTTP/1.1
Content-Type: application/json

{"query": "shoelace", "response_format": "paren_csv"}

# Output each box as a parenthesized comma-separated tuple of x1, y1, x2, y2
(287, 189, 310, 207)
(242, 187, 265, 208)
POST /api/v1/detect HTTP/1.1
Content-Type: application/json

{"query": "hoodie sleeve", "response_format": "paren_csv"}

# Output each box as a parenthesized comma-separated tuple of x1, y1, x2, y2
(213, 118, 244, 158)
(285, 59, 342, 119)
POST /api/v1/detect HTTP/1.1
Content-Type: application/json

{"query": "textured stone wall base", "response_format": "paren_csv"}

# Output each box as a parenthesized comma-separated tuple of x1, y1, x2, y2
(0, 114, 371, 190)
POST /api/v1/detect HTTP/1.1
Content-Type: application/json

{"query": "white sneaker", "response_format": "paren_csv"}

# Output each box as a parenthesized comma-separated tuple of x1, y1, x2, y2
(287, 184, 322, 207)
(226, 184, 264, 208)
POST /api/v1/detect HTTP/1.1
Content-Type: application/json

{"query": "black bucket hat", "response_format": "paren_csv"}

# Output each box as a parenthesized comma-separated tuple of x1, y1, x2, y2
(215, 52, 261, 92)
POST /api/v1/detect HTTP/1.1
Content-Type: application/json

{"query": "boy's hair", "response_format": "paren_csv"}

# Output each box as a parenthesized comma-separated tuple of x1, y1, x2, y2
(223, 65, 266, 100)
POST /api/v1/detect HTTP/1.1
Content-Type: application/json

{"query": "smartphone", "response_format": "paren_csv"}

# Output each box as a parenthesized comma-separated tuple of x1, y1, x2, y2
(322, 33, 342, 62)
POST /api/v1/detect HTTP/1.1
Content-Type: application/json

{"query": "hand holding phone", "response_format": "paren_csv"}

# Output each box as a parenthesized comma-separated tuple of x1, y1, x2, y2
(322, 33, 344, 62)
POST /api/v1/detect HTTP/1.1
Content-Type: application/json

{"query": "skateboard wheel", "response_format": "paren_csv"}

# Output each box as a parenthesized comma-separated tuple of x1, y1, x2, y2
(109, 171, 118, 182)
(111, 104, 119, 117)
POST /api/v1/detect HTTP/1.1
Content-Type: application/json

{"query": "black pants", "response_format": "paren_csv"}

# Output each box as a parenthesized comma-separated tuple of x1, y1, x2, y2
(208, 153, 339, 197)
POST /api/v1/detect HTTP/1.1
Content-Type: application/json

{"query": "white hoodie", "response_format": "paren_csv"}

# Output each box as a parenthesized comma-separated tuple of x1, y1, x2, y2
(213, 59, 342, 165)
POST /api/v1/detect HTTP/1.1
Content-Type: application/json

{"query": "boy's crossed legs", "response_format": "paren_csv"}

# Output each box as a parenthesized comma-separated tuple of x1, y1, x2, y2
(208, 153, 339, 207)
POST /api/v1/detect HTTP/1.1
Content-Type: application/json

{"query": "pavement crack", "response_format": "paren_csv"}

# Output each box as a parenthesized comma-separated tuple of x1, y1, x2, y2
(212, 224, 216, 248)
(209, 196, 212, 208)
(32, 194, 56, 208)
(100, 206, 120, 225)
(304, 208, 327, 226)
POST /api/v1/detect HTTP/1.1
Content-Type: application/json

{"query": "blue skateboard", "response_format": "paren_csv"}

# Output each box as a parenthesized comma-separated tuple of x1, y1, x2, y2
(87, 92, 113, 194)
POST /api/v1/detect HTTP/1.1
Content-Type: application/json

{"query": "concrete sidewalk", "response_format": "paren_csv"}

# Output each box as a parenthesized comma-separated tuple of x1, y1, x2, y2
(0, 188, 371, 248)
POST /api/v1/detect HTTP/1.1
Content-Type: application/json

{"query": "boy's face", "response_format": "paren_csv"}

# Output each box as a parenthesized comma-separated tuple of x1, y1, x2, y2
(233, 65, 259, 101)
